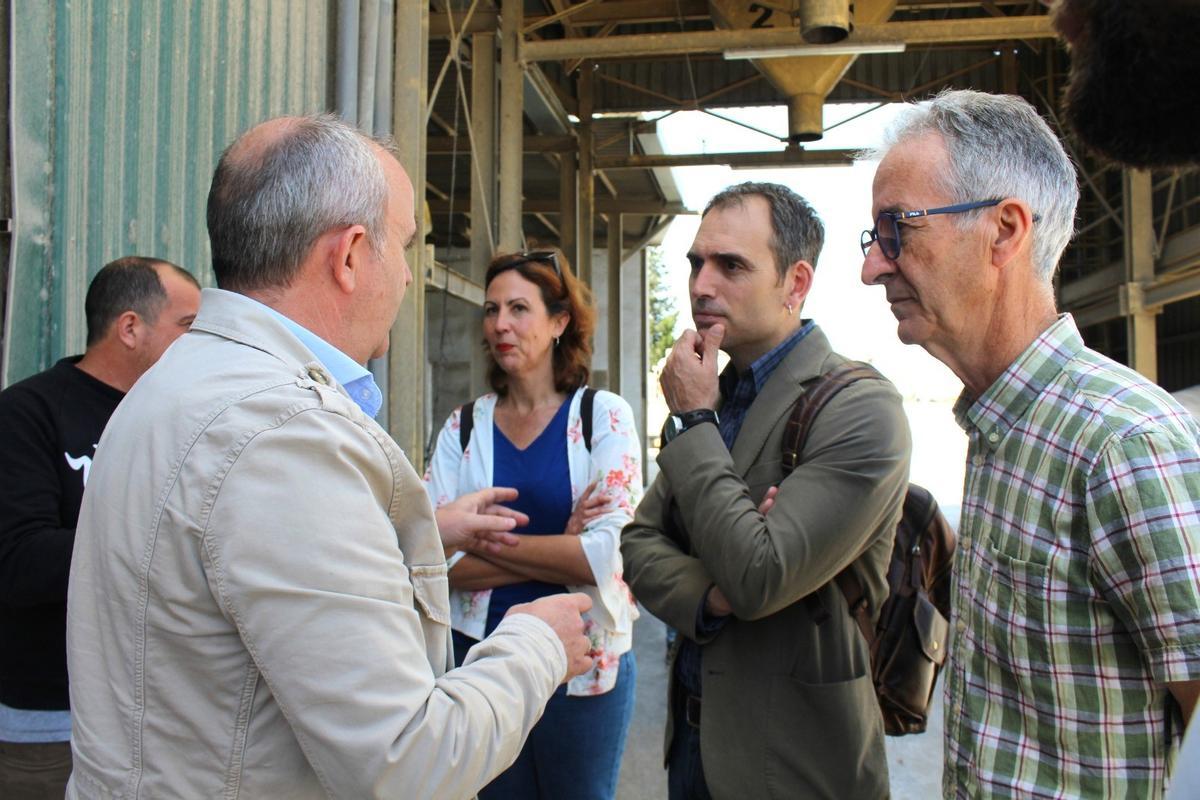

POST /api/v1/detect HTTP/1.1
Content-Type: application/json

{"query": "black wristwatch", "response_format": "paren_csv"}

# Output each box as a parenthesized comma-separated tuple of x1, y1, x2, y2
(662, 408, 719, 445)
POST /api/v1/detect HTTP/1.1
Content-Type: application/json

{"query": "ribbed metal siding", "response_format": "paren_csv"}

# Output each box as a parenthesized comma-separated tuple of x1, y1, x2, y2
(4, 0, 332, 385)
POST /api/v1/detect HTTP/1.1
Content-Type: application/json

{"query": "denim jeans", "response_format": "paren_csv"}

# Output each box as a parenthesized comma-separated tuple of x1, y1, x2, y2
(667, 688, 712, 800)
(455, 632, 636, 800)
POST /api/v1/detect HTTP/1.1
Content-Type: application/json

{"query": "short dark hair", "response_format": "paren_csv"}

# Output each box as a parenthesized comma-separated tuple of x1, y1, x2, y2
(702, 182, 825, 279)
(85, 256, 197, 345)
(207, 114, 390, 292)
(483, 248, 596, 396)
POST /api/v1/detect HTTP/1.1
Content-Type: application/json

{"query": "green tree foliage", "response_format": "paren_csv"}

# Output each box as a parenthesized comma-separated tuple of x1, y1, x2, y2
(647, 246, 679, 367)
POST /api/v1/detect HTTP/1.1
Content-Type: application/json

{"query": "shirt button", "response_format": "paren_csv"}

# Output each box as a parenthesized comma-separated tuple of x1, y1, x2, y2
(306, 367, 329, 385)
(972, 454, 984, 467)
(987, 430, 1000, 444)
(955, 618, 966, 635)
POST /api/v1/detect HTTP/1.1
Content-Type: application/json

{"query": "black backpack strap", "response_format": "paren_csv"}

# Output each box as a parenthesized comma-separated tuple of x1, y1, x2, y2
(458, 400, 476, 452)
(580, 387, 597, 453)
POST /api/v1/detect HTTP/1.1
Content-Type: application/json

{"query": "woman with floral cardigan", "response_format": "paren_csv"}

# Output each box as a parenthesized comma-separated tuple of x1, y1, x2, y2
(425, 248, 642, 800)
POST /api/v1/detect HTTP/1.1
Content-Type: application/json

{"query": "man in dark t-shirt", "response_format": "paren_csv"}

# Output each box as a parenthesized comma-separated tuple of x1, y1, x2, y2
(0, 256, 199, 798)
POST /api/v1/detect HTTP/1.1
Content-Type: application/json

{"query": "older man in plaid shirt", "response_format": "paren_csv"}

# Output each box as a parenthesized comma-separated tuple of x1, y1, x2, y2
(861, 89, 1200, 798)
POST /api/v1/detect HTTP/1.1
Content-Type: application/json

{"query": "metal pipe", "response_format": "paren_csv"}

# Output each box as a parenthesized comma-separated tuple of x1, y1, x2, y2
(799, 0, 850, 45)
(521, 16, 1055, 61)
(787, 94, 824, 143)
(357, 0, 380, 128)
(373, 0, 394, 135)
(336, 0, 361, 121)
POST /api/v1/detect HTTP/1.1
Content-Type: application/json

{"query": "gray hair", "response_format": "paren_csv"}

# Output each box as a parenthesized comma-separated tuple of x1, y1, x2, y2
(207, 113, 390, 291)
(871, 89, 1078, 282)
(703, 181, 825, 279)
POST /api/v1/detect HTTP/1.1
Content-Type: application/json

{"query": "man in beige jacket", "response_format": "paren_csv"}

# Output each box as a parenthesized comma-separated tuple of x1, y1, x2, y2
(65, 114, 593, 799)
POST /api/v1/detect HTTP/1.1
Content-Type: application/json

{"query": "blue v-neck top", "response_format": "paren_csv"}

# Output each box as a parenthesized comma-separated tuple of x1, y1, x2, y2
(484, 398, 573, 634)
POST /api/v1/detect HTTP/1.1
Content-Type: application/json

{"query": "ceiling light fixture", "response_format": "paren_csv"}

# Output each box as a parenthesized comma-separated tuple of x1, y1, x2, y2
(723, 41, 907, 60)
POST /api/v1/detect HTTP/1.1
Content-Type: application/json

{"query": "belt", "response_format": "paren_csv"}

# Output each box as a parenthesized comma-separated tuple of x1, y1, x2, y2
(685, 693, 702, 728)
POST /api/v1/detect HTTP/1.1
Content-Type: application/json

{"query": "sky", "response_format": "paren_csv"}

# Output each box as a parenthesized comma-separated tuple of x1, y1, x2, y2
(651, 102, 964, 402)
(648, 103, 969, 507)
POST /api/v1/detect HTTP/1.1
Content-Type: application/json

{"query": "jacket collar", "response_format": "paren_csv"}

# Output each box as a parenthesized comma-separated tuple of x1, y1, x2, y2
(728, 323, 834, 473)
(188, 288, 343, 391)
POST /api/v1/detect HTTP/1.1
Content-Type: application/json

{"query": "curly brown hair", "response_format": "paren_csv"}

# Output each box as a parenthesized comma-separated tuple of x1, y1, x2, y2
(483, 248, 596, 396)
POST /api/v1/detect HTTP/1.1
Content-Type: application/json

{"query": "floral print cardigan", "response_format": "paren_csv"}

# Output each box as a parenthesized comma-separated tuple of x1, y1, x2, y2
(424, 387, 643, 696)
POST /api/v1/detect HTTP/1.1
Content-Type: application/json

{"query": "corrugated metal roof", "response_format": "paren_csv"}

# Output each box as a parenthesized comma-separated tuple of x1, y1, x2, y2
(4, 0, 332, 385)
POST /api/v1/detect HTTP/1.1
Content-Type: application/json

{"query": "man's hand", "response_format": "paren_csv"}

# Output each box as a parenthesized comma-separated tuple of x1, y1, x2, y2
(507, 593, 595, 681)
(565, 481, 611, 536)
(660, 323, 725, 413)
(758, 486, 778, 516)
(435, 487, 529, 555)
(705, 585, 733, 617)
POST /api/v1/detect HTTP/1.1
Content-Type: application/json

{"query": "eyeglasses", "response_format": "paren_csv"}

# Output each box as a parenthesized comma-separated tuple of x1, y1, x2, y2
(860, 199, 1002, 261)
(498, 250, 562, 280)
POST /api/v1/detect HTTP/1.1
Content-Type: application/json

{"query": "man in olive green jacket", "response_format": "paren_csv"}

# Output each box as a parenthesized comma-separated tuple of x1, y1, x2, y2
(621, 182, 911, 799)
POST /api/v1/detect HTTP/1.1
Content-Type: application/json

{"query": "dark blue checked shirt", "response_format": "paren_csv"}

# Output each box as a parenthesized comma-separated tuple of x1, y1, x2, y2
(675, 320, 815, 699)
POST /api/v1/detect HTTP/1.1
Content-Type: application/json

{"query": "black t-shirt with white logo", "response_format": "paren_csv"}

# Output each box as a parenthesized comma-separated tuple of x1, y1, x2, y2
(0, 357, 124, 710)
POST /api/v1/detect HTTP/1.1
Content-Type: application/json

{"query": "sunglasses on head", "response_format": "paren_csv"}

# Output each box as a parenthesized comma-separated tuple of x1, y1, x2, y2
(498, 250, 562, 280)
(860, 199, 1003, 261)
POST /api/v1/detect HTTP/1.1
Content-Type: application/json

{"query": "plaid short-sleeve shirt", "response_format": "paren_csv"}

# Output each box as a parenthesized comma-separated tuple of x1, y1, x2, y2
(945, 315, 1200, 799)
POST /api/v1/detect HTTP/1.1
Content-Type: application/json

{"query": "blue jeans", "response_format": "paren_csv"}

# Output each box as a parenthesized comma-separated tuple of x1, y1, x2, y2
(456, 633, 636, 800)
(667, 687, 712, 800)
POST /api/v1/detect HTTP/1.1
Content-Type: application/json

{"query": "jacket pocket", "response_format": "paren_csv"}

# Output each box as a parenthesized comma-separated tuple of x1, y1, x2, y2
(408, 564, 451, 627)
(763, 673, 888, 800)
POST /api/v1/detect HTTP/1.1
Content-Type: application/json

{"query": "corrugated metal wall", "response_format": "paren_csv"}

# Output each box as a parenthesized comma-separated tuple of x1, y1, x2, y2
(3, 0, 333, 386)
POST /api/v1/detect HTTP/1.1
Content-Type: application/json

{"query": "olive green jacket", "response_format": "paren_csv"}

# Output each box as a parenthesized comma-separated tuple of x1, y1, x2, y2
(621, 326, 911, 799)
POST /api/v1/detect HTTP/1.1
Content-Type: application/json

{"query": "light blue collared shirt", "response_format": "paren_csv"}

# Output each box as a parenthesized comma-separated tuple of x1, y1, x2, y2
(250, 299, 383, 419)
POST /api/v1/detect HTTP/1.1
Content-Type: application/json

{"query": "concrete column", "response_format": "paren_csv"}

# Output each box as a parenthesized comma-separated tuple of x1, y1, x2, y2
(577, 61, 595, 288)
(1123, 168, 1158, 381)
(606, 214, 623, 395)
(469, 31, 497, 398)
(389, 0, 429, 464)
(498, 0, 523, 251)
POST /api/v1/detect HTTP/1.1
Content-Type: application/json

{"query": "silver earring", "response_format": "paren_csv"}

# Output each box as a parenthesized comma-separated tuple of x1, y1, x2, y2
(785, 303, 793, 315)
(554, 336, 560, 347)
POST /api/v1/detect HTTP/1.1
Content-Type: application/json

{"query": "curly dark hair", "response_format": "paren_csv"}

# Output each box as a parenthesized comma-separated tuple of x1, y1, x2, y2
(483, 248, 596, 396)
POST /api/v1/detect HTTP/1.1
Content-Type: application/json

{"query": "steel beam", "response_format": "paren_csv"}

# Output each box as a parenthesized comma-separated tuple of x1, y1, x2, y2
(430, 197, 695, 215)
(1123, 169, 1158, 381)
(469, 32, 496, 398)
(521, 15, 1055, 61)
(578, 62, 595, 287)
(430, 0, 711, 36)
(498, 0, 524, 251)
(607, 213, 623, 394)
(595, 148, 855, 170)
(428, 134, 573, 154)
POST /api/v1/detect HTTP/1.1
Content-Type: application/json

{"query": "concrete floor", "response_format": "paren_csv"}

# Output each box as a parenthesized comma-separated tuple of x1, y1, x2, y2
(616, 610, 944, 799)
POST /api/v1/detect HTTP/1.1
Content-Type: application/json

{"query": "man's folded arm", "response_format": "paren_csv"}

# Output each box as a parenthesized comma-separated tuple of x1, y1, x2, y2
(205, 408, 564, 799)
(620, 473, 718, 641)
(660, 380, 911, 621)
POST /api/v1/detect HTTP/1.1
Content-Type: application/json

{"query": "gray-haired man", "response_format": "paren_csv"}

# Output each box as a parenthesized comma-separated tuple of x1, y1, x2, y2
(66, 115, 593, 799)
(861, 89, 1200, 798)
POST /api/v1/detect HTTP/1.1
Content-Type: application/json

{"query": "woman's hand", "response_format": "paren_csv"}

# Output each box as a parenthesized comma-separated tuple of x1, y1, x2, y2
(436, 487, 529, 555)
(565, 480, 612, 537)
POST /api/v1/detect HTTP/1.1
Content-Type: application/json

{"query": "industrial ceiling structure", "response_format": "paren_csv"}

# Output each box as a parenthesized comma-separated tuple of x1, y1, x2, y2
(420, 0, 1199, 412)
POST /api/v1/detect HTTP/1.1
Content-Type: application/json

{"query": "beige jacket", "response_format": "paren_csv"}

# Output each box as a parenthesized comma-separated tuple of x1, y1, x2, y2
(66, 289, 566, 799)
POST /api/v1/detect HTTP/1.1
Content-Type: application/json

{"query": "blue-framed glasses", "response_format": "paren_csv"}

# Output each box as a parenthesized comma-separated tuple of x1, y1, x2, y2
(860, 199, 1002, 260)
